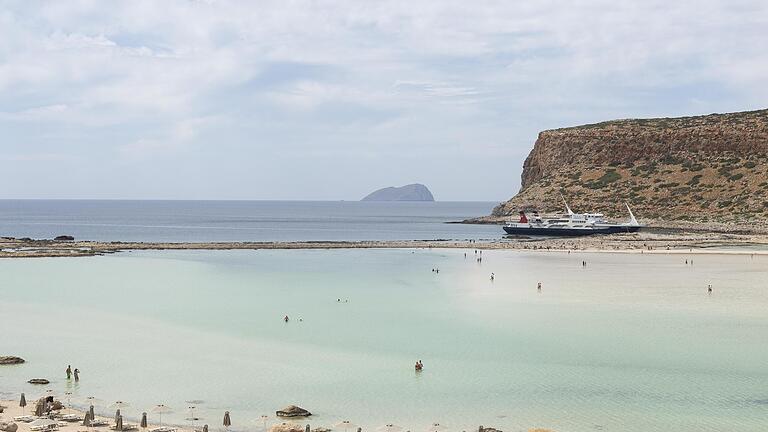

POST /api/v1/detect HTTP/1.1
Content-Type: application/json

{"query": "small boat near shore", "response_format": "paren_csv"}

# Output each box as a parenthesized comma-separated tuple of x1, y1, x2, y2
(503, 200, 642, 237)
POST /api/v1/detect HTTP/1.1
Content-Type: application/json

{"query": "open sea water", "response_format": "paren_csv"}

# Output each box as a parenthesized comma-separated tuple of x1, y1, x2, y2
(0, 200, 501, 242)
(1, 249, 767, 432)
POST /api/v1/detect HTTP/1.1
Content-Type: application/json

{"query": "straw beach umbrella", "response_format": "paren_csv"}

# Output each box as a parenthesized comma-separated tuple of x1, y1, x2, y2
(259, 416, 269, 431)
(223, 411, 231, 431)
(20, 393, 27, 415)
(334, 421, 358, 432)
(152, 404, 173, 427)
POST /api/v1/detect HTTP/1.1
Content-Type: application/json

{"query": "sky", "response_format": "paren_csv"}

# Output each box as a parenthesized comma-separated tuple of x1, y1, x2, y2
(1, 0, 767, 201)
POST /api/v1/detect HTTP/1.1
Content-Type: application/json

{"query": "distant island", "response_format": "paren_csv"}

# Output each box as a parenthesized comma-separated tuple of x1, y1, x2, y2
(361, 183, 435, 201)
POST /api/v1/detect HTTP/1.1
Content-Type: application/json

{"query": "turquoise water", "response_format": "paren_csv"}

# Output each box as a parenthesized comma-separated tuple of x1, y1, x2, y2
(1, 250, 767, 432)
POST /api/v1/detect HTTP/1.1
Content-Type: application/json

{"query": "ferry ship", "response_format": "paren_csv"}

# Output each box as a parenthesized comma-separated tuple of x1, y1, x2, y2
(503, 200, 642, 237)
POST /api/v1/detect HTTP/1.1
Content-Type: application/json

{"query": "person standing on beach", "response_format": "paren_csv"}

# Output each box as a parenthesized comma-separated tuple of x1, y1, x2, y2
(73, 368, 80, 382)
(537, 282, 542, 291)
(66, 365, 72, 380)
(708, 284, 713, 294)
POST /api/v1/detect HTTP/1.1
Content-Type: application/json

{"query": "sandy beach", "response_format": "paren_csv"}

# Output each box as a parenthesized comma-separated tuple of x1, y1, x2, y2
(2, 229, 767, 258)
(0, 399, 199, 432)
(0, 398, 331, 432)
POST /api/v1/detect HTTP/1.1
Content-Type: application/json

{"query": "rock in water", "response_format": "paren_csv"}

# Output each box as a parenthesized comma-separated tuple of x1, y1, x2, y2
(27, 378, 50, 385)
(0, 356, 25, 365)
(275, 405, 312, 417)
(0, 421, 19, 432)
(361, 183, 435, 201)
(54, 235, 75, 241)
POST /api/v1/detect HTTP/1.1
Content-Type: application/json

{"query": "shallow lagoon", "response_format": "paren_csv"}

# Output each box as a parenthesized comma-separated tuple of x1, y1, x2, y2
(1, 249, 767, 432)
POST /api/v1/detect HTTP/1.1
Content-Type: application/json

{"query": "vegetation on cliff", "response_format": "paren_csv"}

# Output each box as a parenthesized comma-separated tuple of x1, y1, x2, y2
(493, 109, 768, 225)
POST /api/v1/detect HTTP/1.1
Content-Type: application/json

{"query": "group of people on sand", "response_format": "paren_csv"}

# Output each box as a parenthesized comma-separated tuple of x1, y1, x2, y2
(414, 360, 424, 371)
(65, 365, 80, 381)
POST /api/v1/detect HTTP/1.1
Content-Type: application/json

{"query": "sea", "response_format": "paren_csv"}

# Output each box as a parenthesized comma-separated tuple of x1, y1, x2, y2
(1, 201, 767, 432)
(0, 200, 501, 242)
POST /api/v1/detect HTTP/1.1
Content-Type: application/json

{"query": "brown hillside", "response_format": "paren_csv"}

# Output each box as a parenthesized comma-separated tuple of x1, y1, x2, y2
(491, 109, 768, 226)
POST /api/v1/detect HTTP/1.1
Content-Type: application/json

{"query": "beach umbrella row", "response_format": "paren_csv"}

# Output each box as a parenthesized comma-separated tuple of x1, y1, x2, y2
(13, 393, 419, 432)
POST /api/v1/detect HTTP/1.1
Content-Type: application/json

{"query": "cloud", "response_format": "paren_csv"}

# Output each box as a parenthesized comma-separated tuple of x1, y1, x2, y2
(119, 115, 223, 158)
(1, 0, 767, 199)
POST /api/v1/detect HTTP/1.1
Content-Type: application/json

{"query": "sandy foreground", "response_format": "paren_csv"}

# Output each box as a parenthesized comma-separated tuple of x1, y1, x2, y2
(0, 398, 335, 432)
(1, 230, 767, 258)
(0, 399, 552, 432)
(0, 399, 199, 432)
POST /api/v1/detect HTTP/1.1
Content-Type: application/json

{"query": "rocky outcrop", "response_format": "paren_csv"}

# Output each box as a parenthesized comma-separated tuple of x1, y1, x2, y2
(0, 421, 19, 432)
(54, 235, 75, 241)
(0, 356, 25, 365)
(275, 405, 311, 417)
(361, 183, 435, 201)
(270, 423, 305, 432)
(27, 378, 50, 385)
(491, 109, 768, 225)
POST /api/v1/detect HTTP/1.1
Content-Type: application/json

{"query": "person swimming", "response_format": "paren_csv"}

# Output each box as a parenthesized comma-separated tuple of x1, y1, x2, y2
(284, 315, 289, 322)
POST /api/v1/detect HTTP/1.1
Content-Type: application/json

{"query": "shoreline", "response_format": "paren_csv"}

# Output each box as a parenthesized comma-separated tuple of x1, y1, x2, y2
(2, 231, 768, 258)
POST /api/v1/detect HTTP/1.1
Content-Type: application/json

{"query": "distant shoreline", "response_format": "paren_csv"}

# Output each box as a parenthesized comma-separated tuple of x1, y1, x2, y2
(2, 231, 767, 258)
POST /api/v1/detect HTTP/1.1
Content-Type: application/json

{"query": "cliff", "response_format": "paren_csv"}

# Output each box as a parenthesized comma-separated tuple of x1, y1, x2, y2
(362, 184, 435, 201)
(491, 109, 768, 225)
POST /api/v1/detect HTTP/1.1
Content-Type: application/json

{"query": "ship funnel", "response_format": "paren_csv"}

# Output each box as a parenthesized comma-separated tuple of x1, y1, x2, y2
(625, 202, 639, 226)
(560, 193, 574, 216)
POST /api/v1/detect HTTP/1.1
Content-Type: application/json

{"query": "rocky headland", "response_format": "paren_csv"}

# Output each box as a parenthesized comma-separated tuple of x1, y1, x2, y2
(473, 109, 768, 231)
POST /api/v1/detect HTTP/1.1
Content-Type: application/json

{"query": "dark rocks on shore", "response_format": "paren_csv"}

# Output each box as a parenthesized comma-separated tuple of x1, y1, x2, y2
(54, 235, 75, 241)
(0, 421, 19, 432)
(275, 405, 311, 417)
(0, 356, 25, 365)
(269, 424, 305, 432)
(27, 378, 50, 385)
